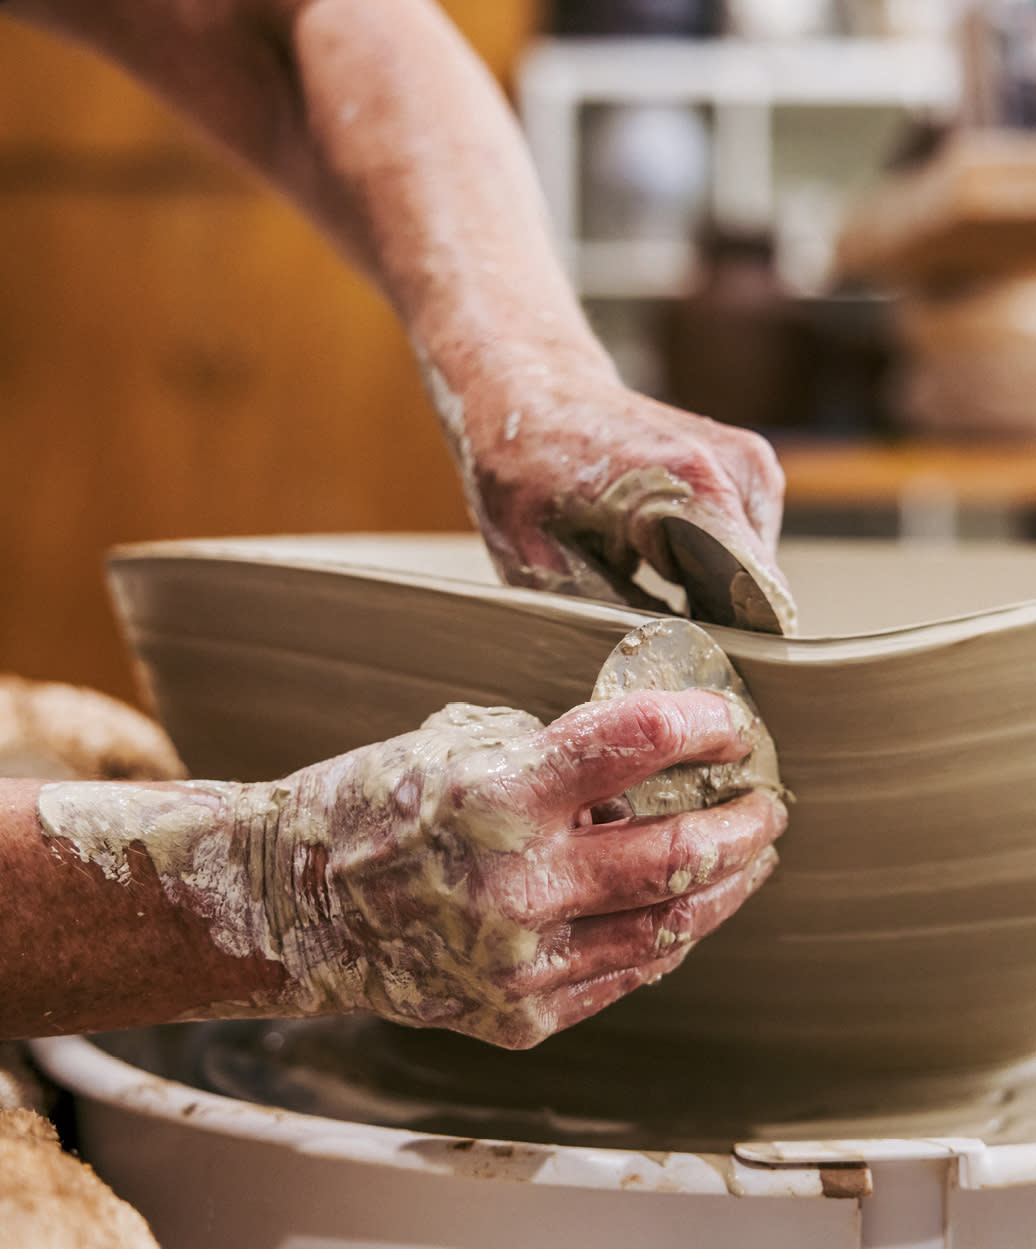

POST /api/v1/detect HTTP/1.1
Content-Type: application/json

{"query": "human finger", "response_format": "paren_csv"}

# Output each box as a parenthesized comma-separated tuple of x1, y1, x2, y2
(539, 947, 692, 1044)
(515, 791, 785, 924)
(544, 846, 779, 989)
(461, 846, 775, 1048)
(514, 690, 751, 815)
(474, 950, 690, 1049)
(494, 850, 777, 1046)
(733, 437, 786, 554)
(702, 425, 787, 556)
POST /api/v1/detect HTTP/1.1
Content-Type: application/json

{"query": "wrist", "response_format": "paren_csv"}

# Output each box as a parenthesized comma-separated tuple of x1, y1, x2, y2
(32, 779, 287, 1027)
(241, 765, 371, 1019)
(416, 331, 619, 444)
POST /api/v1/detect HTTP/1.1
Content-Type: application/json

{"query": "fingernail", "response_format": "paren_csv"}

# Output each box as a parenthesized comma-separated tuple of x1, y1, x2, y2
(696, 690, 746, 743)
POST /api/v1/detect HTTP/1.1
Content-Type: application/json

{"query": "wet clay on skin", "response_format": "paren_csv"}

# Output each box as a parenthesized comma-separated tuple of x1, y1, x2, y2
(591, 617, 783, 817)
(558, 469, 798, 634)
(42, 700, 697, 1047)
(36, 707, 550, 1031)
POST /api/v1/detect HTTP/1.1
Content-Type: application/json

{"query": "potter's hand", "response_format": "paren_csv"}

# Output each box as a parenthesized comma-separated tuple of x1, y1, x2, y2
(457, 371, 794, 624)
(262, 690, 784, 1049)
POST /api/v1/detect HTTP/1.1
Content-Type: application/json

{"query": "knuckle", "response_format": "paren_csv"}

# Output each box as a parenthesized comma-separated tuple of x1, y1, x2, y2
(664, 892, 713, 940)
(643, 898, 688, 952)
(716, 426, 785, 507)
(623, 691, 688, 760)
(494, 856, 556, 925)
(694, 694, 742, 756)
(690, 447, 729, 492)
(654, 690, 740, 761)
(666, 817, 719, 888)
(497, 1001, 555, 1050)
(744, 429, 785, 484)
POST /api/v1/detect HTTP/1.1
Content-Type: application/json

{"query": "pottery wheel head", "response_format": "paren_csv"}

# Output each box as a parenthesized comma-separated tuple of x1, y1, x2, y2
(591, 618, 782, 817)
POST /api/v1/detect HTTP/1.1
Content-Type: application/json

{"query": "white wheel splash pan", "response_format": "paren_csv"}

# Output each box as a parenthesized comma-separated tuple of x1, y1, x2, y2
(29, 1034, 1036, 1249)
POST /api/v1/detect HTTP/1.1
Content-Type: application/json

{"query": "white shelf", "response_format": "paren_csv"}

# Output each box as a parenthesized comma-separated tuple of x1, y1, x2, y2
(518, 36, 964, 299)
(572, 239, 699, 299)
(519, 36, 962, 109)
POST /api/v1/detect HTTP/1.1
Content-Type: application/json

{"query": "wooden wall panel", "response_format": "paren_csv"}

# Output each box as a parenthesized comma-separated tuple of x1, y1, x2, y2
(0, 4, 540, 702)
(0, 188, 468, 700)
(0, 20, 193, 149)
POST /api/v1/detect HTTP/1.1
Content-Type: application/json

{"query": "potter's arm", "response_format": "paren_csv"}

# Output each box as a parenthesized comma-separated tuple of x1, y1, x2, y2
(0, 693, 783, 1044)
(0, 778, 286, 1038)
(6, 0, 790, 614)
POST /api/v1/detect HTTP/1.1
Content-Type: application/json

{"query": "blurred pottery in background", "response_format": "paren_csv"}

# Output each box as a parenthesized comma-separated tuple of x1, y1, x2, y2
(581, 103, 711, 243)
(896, 271, 1036, 437)
(847, 0, 963, 39)
(665, 228, 816, 430)
(835, 131, 1036, 437)
(724, 0, 835, 39)
(549, 0, 721, 36)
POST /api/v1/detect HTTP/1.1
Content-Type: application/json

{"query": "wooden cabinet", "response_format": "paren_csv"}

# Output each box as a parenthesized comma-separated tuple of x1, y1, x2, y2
(0, 5, 539, 703)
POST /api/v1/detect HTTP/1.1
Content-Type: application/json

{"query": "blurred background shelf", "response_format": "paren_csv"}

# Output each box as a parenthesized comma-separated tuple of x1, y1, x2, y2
(574, 238, 698, 298)
(519, 35, 963, 298)
(520, 35, 960, 104)
(779, 437, 1036, 540)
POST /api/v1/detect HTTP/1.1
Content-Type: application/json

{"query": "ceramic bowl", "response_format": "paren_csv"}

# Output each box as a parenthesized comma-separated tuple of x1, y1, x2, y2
(106, 536, 1036, 1096)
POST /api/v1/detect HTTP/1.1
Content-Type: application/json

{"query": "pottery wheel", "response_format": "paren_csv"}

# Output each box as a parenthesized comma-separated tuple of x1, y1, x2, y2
(94, 613, 1036, 1152)
(96, 1019, 1036, 1154)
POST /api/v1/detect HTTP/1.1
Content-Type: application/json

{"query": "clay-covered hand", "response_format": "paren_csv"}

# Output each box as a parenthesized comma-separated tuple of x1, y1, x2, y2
(255, 689, 785, 1049)
(453, 368, 792, 622)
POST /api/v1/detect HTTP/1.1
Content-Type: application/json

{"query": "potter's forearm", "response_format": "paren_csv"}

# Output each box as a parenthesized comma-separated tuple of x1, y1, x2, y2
(0, 778, 288, 1038)
(285, 0, 615, 395)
